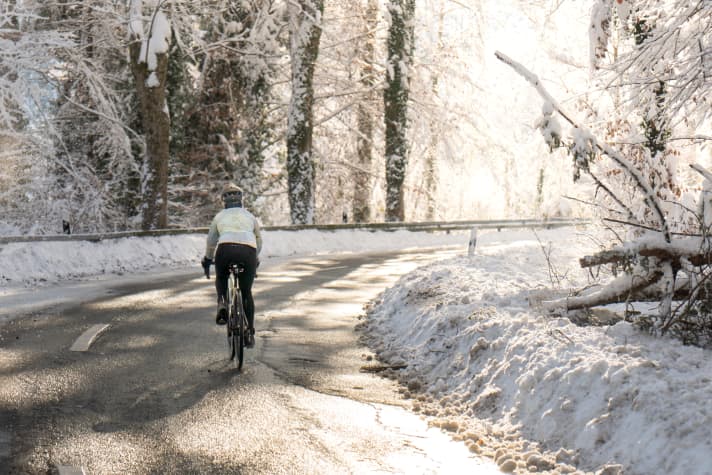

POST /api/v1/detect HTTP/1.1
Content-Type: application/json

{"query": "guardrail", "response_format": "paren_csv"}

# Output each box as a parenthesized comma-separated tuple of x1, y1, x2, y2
(0, 218, 588, 245)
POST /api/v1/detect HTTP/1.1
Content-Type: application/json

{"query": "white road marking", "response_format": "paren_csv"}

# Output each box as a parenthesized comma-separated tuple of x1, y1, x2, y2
(57, 466, 86, 475)
(70, 324, 110, 352)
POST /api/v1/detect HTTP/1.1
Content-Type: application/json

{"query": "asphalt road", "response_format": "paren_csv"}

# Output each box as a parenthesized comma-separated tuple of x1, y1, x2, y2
(0, 250, 500, 474)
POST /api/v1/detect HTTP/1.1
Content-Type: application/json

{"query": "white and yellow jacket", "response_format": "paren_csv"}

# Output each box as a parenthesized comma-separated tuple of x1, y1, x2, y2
(205, 207, 262, 259)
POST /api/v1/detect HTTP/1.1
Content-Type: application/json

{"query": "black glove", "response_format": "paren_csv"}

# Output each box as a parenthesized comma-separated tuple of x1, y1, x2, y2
(201, 256, 212, 279)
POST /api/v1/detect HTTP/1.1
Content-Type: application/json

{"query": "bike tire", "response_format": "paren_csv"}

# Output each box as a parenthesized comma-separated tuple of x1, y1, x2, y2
(227, 276, 236, 361)
(236, 289, 245, 370)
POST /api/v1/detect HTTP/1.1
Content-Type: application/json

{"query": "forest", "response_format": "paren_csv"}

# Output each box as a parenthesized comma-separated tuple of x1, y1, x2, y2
(2, 0, 596, 235)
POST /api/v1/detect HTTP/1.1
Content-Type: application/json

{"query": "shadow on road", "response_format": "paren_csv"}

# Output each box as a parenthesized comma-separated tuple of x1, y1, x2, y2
(0, 249, 448, 473)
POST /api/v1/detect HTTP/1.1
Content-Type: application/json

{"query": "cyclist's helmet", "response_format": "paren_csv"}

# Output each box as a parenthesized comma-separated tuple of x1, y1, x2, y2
(222, 182, 243, 208)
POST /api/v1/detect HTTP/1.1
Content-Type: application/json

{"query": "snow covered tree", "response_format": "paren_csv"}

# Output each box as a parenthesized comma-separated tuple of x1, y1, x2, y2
(171, 1, 285, 226)
(422, 0, 445, 221)
(0, 0, 139, 233)
(306, 0, 483, 224)
(128, 0, 172, 230)
(0, 3, 63, 232)
(220, 1, 283, 214)
(50, 1, 141, 231)
(287, 0, 324, 224)
(352, 0, 379, 223)
(384, 0, 415, 221)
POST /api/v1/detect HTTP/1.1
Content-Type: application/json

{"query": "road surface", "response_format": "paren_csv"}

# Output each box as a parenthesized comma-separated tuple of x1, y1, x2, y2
(0, 250, 500, 474)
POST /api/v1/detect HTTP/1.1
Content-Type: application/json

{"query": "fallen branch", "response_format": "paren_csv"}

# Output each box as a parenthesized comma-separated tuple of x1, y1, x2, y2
(580, 249, 636, 268)
(579, 247, 683, 267)
(580, 240, 712, 269)
(543, 270, 664, 311)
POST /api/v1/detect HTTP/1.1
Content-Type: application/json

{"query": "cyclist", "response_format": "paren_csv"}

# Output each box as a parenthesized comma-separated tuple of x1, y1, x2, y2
(201, 183, 262, 347)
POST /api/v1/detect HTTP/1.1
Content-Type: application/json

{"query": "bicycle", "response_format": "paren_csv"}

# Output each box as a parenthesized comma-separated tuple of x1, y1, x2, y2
(226, 263, 249, 370)
(204, 262, 250, 370)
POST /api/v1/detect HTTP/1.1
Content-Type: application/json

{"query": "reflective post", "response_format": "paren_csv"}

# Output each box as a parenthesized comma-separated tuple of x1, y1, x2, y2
(468, 227, 477, 256)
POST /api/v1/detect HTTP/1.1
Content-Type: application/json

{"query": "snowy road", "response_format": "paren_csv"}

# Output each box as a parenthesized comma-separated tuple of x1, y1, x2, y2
(0, 250, 500, 474)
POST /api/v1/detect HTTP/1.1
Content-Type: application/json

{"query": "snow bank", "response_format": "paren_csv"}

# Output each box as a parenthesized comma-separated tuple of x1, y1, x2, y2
(0, 229, 469, 287)
(365, 229, 712, 474)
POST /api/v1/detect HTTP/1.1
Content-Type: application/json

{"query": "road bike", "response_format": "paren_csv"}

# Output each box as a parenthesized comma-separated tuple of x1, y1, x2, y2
(226, 263, 249, 370)
(204, 262, 250, 370)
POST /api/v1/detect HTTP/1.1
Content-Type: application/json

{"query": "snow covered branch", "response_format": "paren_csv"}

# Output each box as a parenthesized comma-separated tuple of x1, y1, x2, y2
(494, 50, 671, 243)
(543, 270, 664, 312)
(581, 238, 712, 269)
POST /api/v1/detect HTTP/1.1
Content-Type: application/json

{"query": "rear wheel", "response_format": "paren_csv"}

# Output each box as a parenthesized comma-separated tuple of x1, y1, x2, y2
(236, 290, 246, 370)
(227, 276, 237, 360)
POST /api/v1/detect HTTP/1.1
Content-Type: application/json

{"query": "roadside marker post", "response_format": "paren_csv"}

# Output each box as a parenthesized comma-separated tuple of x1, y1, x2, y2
(468, 227, 477, 256)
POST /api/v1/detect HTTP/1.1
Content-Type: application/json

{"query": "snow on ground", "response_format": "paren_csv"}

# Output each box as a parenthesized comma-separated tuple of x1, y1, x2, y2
(4, 226, 710, 474)
(0, 229, 470, 288)
(363, 228, 712, 475)
(0, 228, 471, 323)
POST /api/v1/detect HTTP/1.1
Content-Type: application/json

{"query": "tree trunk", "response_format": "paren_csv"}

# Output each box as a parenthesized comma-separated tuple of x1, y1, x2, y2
(384, 0, 415, 222)
(128, 4, 170, 230)
(352, 0, 378, 223)
(287, 0, 324, 225)
(423, 0, 444, 221)
(129, 42, 170, 230)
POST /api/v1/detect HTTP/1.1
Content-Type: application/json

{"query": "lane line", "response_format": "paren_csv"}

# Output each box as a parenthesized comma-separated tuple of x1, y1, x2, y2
(57, 466, 86, 475)
(70, 324, 110, 352)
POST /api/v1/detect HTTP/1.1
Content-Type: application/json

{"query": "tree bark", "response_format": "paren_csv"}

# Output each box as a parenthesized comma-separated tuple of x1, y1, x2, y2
(352, 0, 378, 223)
(128, 15, 170, 230)
(287, 0, 324, 225)
(384, 0, 415, 222)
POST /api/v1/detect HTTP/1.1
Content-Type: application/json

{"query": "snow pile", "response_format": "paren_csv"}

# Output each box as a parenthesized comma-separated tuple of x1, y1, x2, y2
(365, 228, 712, 474)
(0, 229, 469, 287)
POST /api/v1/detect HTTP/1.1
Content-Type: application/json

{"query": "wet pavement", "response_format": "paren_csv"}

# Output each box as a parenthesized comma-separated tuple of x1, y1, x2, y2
(0, 250, 501, 474)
